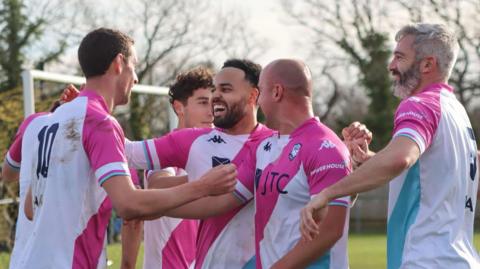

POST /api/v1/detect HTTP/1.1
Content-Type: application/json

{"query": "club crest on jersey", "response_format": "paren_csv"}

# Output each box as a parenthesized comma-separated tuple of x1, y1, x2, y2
(208, 135, 226, 144)
(319, 140, 336, 150)
(212, 156, 230, 167)
(289, 143, 302, 160)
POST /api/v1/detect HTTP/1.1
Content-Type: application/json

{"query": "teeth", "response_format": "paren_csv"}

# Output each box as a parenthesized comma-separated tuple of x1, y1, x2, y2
(213, 105, 226, 112)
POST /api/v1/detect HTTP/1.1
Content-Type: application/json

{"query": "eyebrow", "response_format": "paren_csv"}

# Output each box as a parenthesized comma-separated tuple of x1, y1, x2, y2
(219, 83, 233, 87)
(195, 96, 210, 101)
(394, 50, 406, 57)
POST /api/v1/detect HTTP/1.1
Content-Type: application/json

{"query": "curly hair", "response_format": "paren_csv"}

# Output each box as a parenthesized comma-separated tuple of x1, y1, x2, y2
(169, 67, 214, 105)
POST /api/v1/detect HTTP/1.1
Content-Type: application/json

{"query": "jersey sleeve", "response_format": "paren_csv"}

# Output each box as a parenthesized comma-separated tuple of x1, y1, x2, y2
(233, 145, 257, 204)
(4, 112, 48, 170)
(83, 115, 130, 186)
(125, 128, 207, 170)
(305, 140, 351, 208)
(393, 97, 440, 154)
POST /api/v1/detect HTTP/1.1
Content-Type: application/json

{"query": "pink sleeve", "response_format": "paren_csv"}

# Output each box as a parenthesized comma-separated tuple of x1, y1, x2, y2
(305, 140, 351, 200)
(393, 96, 440, 153)
(142, 128, 210, 170)
(4, 112, 48, 170)
(233, 147, 256, 204)
(83, 113, 130, 186)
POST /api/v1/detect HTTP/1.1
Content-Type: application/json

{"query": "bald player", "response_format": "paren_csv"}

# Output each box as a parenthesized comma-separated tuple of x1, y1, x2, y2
(247, 59, 352, 268)
(162, 59, 355, 269)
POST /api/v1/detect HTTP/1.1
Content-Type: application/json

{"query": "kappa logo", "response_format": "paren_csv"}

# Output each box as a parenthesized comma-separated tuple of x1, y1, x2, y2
(289, 143, 302, 160)
(264, 142, 272, 152)
(208, 135, 226, 144)
(319, 140, 336, 150)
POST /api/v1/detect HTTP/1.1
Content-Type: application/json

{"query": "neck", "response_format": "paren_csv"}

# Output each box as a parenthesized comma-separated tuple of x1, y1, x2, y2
(177, 118, 186, 129)
(223, 109, 258, 135)
(84, 76, 116, 113)
(274, 98, 314, 135)
(412, 75, 447, 95)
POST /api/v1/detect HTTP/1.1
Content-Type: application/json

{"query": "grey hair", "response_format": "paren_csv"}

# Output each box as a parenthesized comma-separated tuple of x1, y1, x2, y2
(395, 23, 459, 80)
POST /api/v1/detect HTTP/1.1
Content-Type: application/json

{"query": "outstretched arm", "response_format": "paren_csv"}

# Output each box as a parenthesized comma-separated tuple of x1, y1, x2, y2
(163, 192, 243, 219)
(103, 164, 237, 221)
(301, 136, 420, 240)
(272, 206, 347, 269)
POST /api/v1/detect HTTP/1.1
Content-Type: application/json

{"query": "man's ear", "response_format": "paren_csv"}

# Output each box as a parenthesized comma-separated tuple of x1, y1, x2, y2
(250, 88, 260, 104)
(420, 56, 436, 74)
(272, 84, 284, 102)
(172, 100, 184, 116)
(111, 53, 124, 74)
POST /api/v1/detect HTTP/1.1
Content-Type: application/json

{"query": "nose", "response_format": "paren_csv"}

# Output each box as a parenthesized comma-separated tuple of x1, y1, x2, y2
(212, 86, 222, 99)
(133, 71, 139, 84)
(388, 58, 396, 72)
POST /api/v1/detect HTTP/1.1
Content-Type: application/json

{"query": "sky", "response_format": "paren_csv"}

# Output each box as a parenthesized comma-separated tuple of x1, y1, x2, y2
(219, 0, 310, 65)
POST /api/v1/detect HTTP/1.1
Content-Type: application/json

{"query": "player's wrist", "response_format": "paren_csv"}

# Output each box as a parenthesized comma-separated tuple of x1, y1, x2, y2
(192, 179, 210, 197)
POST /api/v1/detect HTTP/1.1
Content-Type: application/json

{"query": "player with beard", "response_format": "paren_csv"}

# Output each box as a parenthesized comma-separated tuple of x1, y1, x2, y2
(301, 23, 480, 269)
(17, 28, 237, 268)
(126, 59, 371, 268)
(126, 59, 273, 268)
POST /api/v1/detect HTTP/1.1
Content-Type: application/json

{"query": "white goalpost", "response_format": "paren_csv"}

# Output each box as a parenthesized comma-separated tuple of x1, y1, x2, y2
(21, 69, 178, 130)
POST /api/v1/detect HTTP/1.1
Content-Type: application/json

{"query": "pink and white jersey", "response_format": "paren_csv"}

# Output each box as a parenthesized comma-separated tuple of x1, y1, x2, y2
(143, 167, 198, 269)
(17, 90, 130, 269)
(388, 83, 480, 269)
(126, 124, 273, 269)
(4, 112, 48, 269)
(239, 117, 351, 269)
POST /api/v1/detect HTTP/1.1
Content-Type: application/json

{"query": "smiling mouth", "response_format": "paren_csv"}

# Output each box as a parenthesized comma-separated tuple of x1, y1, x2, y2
(213, 104, 227, 116)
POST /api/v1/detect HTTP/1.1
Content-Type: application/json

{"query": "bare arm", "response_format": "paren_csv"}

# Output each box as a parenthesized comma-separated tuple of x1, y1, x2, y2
(1, 162, 19, 183)
(103, 164, 237, 221)
(24, 185, 33, 221)
(147, 171, 188, 189)
(272, 206, 347, 269)
(120, 219, 143, 269)
(164, 193, 243, 219)
(301, 136, 420, 240)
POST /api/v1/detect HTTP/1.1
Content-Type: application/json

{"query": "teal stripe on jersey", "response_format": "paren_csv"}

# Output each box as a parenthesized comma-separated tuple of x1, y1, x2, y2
(242, 255, 255, 269)
(387, 160, 421, 269)
(307, 250, 330, 269)
(142, 141, 153, 170)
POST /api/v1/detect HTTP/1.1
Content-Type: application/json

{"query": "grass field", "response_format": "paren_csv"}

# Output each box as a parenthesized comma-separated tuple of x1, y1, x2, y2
(1, 233, 479, 268)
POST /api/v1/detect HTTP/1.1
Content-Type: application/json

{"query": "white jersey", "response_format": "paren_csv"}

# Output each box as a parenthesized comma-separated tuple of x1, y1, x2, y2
(126, 124, 273, 269)
(238, 118, 351, 268)
(4, 112, 47, 269)
(17, 90, 131, 269)
(388, 83, 480, 269)
(143, 167, 198, 269)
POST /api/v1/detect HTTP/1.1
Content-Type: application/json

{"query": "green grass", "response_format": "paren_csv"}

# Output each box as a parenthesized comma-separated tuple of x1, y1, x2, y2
(1, 233, 479, 268)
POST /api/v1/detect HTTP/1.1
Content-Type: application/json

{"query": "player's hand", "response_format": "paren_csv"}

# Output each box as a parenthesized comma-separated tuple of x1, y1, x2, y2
(199, 164, 237, 196)
(342, 122, 372, 166)
(342, 121, 372, 144)
(49, 84, 81, 112)
(300, 191, 329, 241)
(60, 84, 80, 103)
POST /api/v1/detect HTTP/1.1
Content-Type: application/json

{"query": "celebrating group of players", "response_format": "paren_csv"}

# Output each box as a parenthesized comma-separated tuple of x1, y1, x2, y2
(2, 22, 480, 269)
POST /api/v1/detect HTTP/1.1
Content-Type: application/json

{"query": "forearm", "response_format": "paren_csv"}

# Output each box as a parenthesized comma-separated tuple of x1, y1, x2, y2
(120, 220, 143, 269)
(2, 162, 19, 183)
(24, 186, 33, 220)
(273, 206, 347, 268)
(325, 152, 403, 201)
(148, 175, 188, 189)
(123, 180, 209, 220)
(325, 138, 419, 201)
(164, 193, 241, 219)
